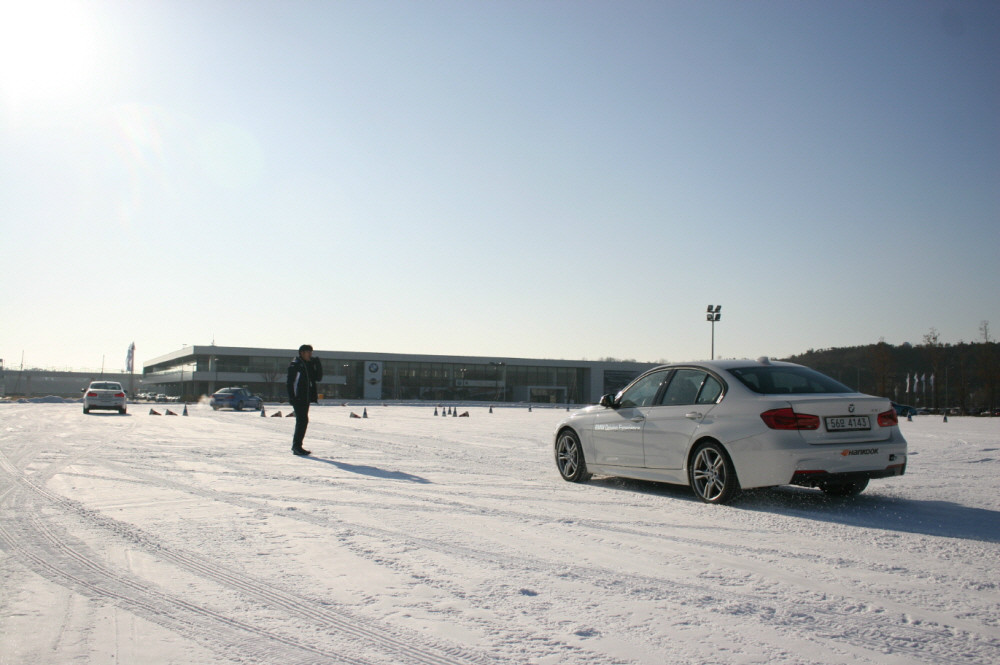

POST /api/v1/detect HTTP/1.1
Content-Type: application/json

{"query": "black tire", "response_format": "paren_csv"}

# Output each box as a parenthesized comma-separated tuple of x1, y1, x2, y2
(688, 441, 740, 504)
(819, 477, 869, 497)
(83, 406, 89, 414)
(235, 401, 243, 411)
(555, 429, 591, 483)
(119, 408, 127, 415)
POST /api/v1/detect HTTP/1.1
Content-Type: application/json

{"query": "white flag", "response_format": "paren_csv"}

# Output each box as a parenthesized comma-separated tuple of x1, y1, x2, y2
(126, 342, 135, 373)
(905, 373, 910, 394)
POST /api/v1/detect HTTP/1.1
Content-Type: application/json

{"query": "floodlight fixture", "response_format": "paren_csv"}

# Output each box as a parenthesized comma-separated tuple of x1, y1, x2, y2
(706, 304, 722, 359)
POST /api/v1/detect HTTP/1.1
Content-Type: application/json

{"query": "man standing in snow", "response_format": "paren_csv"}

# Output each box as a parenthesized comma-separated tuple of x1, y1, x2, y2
(286, 344, 323, 456)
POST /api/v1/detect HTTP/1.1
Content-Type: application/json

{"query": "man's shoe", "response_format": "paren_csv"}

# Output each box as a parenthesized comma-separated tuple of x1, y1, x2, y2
(292, 448, 311, 456)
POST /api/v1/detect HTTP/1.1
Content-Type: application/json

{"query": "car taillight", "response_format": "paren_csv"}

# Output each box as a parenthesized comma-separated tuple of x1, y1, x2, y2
(86, 392, 97, 397)
(877, 409, 898, 427)
(760, 407, 820, 430)
(114, 392, 125, 398)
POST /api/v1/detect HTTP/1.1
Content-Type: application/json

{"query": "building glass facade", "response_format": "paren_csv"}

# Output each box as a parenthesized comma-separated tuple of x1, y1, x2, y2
(142, 346, 658, 405)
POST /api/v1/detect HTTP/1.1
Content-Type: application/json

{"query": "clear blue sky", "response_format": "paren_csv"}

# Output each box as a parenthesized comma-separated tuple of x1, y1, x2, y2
(2, 0, 997, 372)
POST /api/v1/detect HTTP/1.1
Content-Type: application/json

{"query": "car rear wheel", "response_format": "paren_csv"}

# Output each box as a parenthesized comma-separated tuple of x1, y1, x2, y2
(688, 441, 740, 504)
(235, 401, 243, 411)
(83, 406, 89, 414)
(555, 430, 591, 483)
(819, 477, 869, 497)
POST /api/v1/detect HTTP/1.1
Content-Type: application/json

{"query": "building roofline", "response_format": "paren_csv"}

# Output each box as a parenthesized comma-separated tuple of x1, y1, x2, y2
(143, 345, 658, 370)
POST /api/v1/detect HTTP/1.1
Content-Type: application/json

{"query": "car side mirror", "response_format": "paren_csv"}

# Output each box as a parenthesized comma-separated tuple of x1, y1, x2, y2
(599, 393, 617, 408)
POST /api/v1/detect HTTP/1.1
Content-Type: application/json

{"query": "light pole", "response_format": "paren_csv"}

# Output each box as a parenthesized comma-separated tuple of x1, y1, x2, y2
(490, 361, 505, 402)
(706, 305, 721, 360)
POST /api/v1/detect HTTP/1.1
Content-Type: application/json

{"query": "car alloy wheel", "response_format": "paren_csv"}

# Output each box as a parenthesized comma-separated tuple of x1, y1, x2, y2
(689, 441, 739, 504)
(555, 430, 591, 483)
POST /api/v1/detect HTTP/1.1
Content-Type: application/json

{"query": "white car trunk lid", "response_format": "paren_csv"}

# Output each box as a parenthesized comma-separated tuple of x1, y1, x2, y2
(787, 395, 894, 445)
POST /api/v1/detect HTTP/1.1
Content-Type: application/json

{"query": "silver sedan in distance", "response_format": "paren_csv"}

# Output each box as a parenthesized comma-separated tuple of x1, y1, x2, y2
(554, 358, 907, 504)
(83, 381, 127, 415)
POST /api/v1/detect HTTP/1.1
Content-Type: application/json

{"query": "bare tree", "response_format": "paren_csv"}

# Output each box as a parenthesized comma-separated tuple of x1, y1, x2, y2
(870, 337, 892, 396)
(260, 363, 282, 401)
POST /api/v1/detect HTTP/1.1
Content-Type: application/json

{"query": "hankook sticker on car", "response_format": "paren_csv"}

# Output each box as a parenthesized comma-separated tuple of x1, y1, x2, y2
(841, 448, 879, 456)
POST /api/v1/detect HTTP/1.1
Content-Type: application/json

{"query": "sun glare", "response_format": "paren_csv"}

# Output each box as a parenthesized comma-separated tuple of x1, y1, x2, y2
(0, 0, 99, 105)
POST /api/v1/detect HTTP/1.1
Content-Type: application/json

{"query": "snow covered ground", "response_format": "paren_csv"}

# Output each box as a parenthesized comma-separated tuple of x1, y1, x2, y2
(1, 402, 997, 665)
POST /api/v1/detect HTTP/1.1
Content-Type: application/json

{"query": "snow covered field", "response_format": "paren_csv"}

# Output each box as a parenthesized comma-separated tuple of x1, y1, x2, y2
(1, 402, 997, 665)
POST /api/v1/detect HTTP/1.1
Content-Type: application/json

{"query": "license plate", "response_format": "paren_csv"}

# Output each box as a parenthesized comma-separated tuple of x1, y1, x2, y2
(825, 416, 871, 432)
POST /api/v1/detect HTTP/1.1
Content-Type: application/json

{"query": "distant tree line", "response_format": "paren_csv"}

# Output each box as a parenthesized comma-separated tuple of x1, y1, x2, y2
(784, 326, 998, 414)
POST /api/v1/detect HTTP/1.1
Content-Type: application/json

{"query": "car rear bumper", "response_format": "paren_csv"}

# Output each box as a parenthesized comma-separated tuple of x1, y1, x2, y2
(790, 463, 906, 488)
(726, 428, 908, 489)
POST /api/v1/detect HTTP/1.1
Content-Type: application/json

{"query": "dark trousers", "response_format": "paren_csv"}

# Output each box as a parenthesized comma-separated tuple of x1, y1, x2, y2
(292, 401, 310, 450)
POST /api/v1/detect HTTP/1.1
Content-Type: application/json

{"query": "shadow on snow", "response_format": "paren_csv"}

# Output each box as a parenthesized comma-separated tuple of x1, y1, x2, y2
(589, 476, 1000, 543)
(304, 457, 431, 484)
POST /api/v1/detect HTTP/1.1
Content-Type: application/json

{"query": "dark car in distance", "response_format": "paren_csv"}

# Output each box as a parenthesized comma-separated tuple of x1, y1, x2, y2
(210, 387, 263, 411)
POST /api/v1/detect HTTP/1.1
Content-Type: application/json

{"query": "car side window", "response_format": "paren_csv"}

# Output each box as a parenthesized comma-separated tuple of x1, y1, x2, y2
(658, 369, 706, 406)
(696, 375, 723, 404)
(617, 371, 668, 408)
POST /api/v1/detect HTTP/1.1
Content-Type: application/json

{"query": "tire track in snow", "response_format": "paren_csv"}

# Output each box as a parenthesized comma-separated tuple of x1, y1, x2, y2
(97, 455, 998, 665)
(164, 446, 997, 643)
(83, 456, 634, 664)
(0, 449, 493, 665)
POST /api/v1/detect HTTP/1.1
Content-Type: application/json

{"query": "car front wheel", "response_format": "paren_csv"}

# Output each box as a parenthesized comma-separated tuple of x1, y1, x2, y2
(688, 441, 740, 504)
(555, 429, 591, 483)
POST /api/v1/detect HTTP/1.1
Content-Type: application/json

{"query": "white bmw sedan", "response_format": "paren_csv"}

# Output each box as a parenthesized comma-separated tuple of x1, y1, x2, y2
(82, 381, 128, 415)
(554, 358, 907, 504)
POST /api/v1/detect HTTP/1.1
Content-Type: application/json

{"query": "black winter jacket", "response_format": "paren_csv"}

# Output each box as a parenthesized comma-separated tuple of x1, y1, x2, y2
(286, 356, 323, 405)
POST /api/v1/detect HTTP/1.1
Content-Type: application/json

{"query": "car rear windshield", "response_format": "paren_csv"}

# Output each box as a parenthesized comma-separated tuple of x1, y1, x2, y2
(91, 382, 122, 390)
(726, 366, 853, 395)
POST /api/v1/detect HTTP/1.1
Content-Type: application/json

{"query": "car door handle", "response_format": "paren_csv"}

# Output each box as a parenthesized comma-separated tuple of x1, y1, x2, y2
(631, 416, 645, 423)
(685, 412, 704, 420)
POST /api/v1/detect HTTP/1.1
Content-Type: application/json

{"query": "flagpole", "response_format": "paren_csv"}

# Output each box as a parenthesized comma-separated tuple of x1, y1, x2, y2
(127, 342, 136, 400)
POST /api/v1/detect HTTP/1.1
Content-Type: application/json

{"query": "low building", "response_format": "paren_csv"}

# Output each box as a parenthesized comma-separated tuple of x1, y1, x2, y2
(142, 346, 658, 404)
(1, 368, 143, 399)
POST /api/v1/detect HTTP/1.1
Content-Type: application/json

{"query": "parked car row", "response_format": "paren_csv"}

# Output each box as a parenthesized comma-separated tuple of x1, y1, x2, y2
(135, 392, 182, 403)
